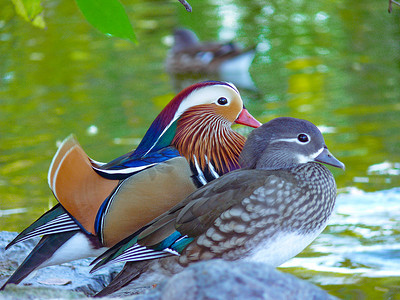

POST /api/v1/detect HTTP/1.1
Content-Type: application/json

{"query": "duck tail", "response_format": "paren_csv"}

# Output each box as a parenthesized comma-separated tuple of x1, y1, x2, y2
(1, 231, 78, 290)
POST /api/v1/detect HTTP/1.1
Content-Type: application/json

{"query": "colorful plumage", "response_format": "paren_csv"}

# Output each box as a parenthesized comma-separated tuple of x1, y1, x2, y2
(1, 81, 260, 290)
(90, 117, 344, 297)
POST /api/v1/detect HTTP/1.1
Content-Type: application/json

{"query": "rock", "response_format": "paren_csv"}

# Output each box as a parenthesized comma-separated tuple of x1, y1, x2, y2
(0, 285, 88, 300)
(0, 232, 335, 299)
(0, 232, 121, 297)
(116, 260, 336, 300)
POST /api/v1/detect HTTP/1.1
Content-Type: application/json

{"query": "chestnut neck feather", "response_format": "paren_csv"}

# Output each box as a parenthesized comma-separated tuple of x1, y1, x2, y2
(172, 105, 245, 174)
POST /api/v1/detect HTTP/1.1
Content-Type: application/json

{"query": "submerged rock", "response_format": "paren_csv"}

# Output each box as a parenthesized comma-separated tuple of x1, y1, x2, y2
(0, 231, 335, 299)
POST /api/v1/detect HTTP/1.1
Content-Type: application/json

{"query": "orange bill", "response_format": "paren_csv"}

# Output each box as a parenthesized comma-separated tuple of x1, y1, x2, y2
(234, 108, 261, 128)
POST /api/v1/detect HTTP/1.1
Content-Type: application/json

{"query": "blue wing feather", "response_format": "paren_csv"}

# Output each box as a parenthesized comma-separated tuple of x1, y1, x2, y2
(92, 147, 181, 180)
(91, 230, 193, 272)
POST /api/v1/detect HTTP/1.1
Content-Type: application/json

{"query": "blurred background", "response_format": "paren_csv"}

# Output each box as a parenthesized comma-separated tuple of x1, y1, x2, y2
(0, 0, 400, 298)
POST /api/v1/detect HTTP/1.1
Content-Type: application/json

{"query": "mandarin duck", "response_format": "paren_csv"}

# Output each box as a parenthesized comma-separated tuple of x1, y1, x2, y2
(166, 28, 256, 76)
(0, 81, 261, 290)
(90, 117, 345, 297)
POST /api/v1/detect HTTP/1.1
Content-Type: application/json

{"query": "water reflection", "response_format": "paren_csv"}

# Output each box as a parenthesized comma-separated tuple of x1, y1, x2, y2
(165, 27, 257, 91)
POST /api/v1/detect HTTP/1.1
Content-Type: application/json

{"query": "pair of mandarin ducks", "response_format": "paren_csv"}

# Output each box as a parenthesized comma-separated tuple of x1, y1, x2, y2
(1, 81, 344, 297)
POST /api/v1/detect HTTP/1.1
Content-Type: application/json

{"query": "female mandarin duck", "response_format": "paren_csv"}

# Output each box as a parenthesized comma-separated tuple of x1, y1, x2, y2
(90, 117, 345, 297)
(165, 28, 256, 75)
(1, 81, 261, 289)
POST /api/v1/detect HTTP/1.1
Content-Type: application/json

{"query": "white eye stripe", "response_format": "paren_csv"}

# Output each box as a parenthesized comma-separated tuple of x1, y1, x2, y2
(224, 81, 240, 94)
(177, 84, 237, 115)
(271, 138, 298, 143)
(144, 84, 239, 156)
(271, 138, 307, 145)
(271, 135, 311, 145)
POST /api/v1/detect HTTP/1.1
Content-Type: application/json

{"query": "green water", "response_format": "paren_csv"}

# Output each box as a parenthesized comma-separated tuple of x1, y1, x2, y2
(1, 0, 400, 298)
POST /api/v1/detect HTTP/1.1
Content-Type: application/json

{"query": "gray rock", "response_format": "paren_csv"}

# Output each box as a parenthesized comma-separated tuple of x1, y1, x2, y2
(0, 285, 88, 300)
(119, 260, 336, 300)
(0, 232, 335, 299)
(0, 232, 121, 296)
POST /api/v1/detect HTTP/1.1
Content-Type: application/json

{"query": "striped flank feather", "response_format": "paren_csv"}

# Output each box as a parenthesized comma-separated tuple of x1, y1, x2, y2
(6, 205, 80, 249)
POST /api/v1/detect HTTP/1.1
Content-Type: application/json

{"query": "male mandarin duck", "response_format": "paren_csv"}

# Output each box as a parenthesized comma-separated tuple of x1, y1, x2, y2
(90, 117, 345, 297)
(0, 81, 261, 290)
(165, 28, 256, 75)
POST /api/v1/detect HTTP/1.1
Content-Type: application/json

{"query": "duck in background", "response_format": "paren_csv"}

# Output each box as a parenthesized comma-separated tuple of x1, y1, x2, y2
(0, 81, 261, 290)
(165, 28, 257, 91)
(91, 117, 345, 297)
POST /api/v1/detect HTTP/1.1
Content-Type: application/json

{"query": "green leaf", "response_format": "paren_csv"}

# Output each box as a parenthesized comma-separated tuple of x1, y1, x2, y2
(12, 0, 46, 29)
(75, 0, 136, 43)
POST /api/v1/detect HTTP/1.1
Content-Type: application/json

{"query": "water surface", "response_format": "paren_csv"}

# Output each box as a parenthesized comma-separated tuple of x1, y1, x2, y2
(1, 0, 400, 298)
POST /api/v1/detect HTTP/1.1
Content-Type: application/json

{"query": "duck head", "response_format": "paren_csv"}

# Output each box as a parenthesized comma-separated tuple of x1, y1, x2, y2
(133, 81, 260, 174)
(240, 117, 345, 171)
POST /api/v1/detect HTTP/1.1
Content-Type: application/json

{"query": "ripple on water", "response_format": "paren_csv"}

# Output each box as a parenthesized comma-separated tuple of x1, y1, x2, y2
(281, 187, 400, 281)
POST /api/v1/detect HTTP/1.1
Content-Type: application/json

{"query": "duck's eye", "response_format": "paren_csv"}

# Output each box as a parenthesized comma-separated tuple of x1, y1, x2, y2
(217, 97, 228, 105)
(297, 133, 310, 143)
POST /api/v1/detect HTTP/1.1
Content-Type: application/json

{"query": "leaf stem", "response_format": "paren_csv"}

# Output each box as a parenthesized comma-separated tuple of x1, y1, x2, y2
(178, 0, 192, 12)
(389, 0, 400, 13)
